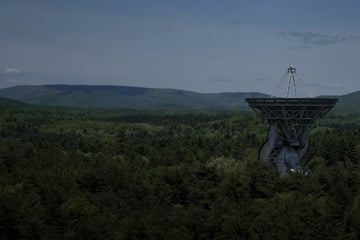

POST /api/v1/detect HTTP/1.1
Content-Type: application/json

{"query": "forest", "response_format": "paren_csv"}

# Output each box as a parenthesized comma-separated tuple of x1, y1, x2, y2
(0, 98, 360, 239)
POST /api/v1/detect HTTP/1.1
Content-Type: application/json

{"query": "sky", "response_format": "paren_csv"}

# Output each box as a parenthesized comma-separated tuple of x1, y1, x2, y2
(1, 0, 360, 96)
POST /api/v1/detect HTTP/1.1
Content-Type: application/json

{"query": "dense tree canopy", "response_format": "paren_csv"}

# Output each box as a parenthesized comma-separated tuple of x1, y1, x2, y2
(0, 100, 359, 239)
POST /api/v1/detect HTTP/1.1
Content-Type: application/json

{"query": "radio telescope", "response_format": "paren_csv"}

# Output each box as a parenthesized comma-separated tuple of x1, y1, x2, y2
(246, 66, 337, 174)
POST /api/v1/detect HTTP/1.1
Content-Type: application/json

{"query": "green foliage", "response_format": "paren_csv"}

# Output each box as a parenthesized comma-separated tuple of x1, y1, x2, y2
(0, 100, 359, 239)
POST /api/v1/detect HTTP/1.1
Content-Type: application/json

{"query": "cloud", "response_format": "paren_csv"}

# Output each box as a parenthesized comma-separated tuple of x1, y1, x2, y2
(216, 19, 242, 32)
(0, 67, 25, 88)
(254, 77, 268, 82)
(208, 77, 233, 83)
(328, 83, 346, 89)
(309, 82, 346, 90)
(279, 31, 360, 46)
(1, 67, 23, 76)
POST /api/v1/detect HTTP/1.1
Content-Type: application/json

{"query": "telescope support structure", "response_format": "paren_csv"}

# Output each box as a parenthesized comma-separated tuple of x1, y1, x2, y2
(246, 98, 337, 174)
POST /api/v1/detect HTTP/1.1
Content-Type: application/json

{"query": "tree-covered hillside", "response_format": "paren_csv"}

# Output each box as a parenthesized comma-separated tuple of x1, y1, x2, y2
(0, 100, 360, 239)
(1, 85, 360, 111)
(0, 85, 267, 109)
(336, 90, 360, 110)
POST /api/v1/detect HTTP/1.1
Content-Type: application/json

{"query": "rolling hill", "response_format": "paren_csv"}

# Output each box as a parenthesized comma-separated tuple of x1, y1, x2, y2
(0, 85, 358, 110)
(0, 85, 268, 109)
(335, 90, 360, 109)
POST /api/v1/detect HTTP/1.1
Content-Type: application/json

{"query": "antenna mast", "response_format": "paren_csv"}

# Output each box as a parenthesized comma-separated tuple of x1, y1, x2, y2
(287, 65, 297, 98)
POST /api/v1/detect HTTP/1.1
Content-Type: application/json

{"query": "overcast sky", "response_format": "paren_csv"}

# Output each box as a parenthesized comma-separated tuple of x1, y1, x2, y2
(1, 0, 360, 96)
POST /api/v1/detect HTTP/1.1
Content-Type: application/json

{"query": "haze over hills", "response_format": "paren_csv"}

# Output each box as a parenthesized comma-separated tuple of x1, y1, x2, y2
(0, 85, 268, 110)
(0, 84, 358, 110)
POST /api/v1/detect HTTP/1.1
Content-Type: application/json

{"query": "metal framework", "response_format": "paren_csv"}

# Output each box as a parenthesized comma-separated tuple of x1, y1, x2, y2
(246, 98, 337, 173)
(287, 65, 297, 97)
(246, 66, 337, 173)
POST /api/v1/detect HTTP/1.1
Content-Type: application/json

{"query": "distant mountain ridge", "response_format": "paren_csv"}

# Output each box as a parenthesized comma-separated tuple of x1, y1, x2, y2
(0, 84, 358, 110)
(0, 85, 268, 109)
(335, 90, 360, 109)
